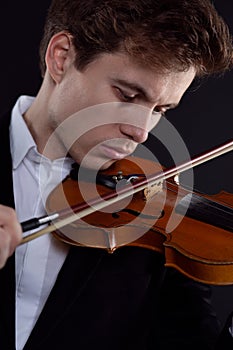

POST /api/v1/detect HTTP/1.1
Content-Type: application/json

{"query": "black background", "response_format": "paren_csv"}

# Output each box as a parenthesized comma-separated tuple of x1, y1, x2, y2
(0, 1, 233, 329)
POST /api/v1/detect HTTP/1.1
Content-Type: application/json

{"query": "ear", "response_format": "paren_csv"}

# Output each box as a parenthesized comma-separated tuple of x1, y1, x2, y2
(45, 32, 75, 84)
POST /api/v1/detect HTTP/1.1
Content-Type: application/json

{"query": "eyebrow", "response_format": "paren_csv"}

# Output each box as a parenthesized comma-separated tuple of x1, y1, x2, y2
(112, 78, 179, 110)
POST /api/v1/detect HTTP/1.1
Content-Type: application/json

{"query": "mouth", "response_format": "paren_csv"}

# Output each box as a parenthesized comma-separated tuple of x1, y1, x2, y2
(100, 144, 134, 160)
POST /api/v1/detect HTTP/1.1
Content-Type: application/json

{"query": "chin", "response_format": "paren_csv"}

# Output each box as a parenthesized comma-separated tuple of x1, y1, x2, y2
(77, 156, 116, 171)
(99, 159, 117, 171)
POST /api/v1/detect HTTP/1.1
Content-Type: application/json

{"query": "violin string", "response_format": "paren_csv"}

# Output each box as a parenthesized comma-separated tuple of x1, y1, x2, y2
(166, 179, 233, 216)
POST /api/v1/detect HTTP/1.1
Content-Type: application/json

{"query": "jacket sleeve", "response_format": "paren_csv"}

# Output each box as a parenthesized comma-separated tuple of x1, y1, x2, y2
(148, 267, 221, 350)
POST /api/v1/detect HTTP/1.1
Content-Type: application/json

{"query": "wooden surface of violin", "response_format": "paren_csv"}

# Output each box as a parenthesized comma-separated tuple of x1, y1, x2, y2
(46, 156, 233, 285)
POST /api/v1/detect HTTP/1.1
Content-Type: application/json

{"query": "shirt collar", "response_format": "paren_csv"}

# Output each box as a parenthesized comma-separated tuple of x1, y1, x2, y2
(10, 95, 37, 169)
(9, 95, 74, 172)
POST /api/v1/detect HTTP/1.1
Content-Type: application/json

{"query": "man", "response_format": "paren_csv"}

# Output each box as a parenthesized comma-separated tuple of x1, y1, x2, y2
(0, 1, 232, 349)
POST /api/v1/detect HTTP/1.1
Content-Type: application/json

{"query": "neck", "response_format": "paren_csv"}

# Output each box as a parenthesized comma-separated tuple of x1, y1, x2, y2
(23, 88, 67, 160)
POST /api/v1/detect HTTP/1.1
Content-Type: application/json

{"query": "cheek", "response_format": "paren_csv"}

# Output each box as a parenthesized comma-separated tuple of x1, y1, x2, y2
(51, 80, 88, 121)
(70, 124, 115, 155)
(75, 127, 104, 149)
(68, 128, 100, 159)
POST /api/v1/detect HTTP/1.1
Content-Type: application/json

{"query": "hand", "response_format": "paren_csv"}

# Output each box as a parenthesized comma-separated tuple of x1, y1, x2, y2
(0, 205, 22, 268)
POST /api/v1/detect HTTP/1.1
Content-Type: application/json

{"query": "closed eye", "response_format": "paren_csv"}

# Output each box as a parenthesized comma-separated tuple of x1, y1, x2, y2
(153, 107, 165, 117)
(114, 87, 137, 102)
(114, 85, 177, 118)
(153, 103, 178, 118)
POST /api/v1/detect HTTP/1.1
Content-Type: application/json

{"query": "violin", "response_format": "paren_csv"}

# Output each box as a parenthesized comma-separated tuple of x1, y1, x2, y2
(20, 140, 233, 285)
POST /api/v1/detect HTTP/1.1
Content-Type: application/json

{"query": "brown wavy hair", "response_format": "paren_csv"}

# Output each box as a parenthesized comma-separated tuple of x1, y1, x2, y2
(39, 0, 233, 77)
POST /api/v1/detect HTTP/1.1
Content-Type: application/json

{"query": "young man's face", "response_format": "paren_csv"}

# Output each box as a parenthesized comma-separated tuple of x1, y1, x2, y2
(47, 51, 195, 170)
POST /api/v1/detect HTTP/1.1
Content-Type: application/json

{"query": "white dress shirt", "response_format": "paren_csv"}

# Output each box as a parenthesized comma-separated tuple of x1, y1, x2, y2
(10, 96, 74, 350)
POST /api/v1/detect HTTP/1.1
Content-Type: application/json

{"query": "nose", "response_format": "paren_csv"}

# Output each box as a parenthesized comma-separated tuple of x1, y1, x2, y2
(119, 124, 149, 143)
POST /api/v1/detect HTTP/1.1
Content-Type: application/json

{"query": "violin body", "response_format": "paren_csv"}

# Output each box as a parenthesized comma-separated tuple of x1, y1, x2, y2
(46, 156, 233, 285)
(46, 157, 167, 253)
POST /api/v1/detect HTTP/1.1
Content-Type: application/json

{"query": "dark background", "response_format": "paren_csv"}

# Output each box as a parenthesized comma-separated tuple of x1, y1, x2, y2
(0, 1, 233, 329)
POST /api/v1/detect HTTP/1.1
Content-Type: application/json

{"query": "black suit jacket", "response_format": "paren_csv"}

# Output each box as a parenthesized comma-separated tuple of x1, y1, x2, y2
(0, 111, 223, 350)
(215, 312, 233, 349)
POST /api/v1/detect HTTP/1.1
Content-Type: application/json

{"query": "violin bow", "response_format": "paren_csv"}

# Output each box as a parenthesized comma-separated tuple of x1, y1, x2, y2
(20, 139, 233, 244)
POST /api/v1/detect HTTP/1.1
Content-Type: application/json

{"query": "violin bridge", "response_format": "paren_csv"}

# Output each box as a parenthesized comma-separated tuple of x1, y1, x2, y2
(143, 181, 163, 201)
(174, 174, 180, 185)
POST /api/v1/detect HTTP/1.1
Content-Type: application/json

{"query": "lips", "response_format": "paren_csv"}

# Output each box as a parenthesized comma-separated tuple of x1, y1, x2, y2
(100, 144, 133, 160)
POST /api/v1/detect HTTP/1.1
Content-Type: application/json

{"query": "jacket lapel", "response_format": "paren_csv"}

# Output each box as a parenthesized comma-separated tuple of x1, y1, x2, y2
(0, 111, 14, 206)
(0, 111, 16, 349)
